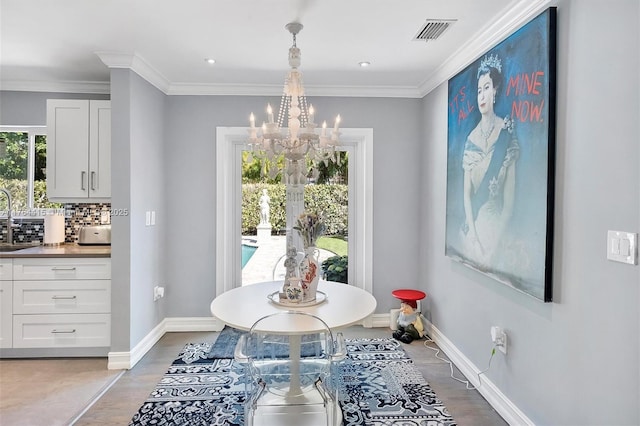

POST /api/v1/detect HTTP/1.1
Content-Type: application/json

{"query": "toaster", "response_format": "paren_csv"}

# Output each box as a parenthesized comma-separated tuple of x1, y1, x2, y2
(78, 225, 111, 245)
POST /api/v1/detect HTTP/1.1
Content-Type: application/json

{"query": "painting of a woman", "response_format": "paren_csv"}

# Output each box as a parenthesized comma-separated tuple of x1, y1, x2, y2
(460, 54, 519, 268)
(445, 8, 556, 301)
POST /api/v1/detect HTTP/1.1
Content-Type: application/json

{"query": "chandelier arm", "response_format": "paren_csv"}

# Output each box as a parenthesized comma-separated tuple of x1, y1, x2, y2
(246, 20, 341, 213)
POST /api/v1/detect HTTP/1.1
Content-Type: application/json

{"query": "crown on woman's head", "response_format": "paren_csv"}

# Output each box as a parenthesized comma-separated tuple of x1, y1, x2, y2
(479, 54, 502, 73)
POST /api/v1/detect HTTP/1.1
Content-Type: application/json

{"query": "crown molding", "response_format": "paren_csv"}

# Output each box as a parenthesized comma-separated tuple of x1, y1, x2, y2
(0, 78, 421, 98)
(302, 85, 422, 99)
(95, 51, 171, 94)
(167, 82, 422, 98)
(417, 0, 552, 97)
(166, 83, 282, 96)
(0, 79, 110, 94)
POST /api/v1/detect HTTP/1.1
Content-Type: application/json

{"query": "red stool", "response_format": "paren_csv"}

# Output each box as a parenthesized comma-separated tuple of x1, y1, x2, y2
(392, 289, 426, 312)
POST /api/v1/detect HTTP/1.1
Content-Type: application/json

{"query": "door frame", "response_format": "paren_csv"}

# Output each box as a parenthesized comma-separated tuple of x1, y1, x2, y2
(216, 127, 373, 296)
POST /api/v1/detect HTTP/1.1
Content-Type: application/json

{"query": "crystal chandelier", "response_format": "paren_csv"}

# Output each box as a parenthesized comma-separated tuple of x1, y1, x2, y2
(247, 22, 341, 185)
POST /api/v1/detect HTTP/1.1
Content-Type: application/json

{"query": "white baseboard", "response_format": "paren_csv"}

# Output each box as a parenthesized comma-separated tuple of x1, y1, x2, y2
(370, 313, 392, 328)
(164, 316, 222, 332)
(107, 317, 223, 370)
(424, 319, 533, 426)
(107, 319, 166, 370)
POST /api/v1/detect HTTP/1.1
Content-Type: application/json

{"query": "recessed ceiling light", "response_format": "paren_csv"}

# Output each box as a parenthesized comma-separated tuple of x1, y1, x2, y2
(358, 61, 371, 68)
(205, 58, 216, 65)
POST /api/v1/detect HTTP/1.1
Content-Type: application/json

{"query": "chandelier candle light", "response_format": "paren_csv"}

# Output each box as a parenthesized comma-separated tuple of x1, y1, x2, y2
(247, 22, 342, 185)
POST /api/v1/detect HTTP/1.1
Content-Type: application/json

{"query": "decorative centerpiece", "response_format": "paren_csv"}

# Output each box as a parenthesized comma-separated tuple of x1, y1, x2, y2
(284, 277, 303, 302)
(293, 211, 326, 302)
(275, 211, 326, 305)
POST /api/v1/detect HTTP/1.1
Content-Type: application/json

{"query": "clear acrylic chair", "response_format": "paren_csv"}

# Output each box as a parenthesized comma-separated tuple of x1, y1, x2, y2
(235, 311, 345, 426)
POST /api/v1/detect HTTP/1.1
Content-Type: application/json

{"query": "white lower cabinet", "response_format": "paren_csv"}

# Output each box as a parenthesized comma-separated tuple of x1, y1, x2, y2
(13, 257, 111, 281)
(13, 280, 111, 314)
(13, 313, 111, 348)
(5, 257, 111, 351)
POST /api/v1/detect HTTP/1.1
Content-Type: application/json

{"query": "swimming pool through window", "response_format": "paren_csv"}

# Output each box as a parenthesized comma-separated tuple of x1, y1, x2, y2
(242, 244, 257, 269)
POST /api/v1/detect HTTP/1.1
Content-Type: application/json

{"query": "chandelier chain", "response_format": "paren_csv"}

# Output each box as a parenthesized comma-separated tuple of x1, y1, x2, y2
(300, 96, 309, 127)
(277, 94, 287, 128)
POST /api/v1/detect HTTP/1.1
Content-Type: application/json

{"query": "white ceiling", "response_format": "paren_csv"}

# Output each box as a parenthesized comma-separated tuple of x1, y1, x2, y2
(0, 0, 550, 97)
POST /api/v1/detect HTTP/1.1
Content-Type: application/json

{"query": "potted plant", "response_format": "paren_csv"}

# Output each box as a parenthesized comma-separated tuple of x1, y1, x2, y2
(321, 255, 348, 284)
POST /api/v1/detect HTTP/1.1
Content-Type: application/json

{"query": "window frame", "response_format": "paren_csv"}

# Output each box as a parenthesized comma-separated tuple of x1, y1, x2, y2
(215, 127, 374, 319)
(0, 125, 56, 218)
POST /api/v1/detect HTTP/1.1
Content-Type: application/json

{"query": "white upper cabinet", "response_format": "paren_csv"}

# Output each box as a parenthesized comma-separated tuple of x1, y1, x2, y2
(46, 99, 111, 201)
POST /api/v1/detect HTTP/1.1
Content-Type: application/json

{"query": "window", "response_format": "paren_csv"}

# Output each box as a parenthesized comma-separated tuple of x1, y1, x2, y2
(240, 150, 350, 286)
(0, 126, 61, 216)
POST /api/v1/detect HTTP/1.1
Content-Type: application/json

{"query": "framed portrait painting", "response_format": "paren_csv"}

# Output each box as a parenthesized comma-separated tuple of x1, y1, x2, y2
(445, 8, 557, 302)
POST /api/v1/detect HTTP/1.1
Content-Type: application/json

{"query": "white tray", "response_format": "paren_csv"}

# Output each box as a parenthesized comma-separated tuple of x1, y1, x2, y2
(267, 290, 327, 307)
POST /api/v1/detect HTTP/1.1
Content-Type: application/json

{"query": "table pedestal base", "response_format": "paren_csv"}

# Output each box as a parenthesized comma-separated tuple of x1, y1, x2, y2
(253, 385, 341, 425)
(253, 405, 334, 426)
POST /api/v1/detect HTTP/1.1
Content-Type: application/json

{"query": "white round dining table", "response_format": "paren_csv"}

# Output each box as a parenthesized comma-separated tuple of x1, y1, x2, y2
(210, 280, 377, 332)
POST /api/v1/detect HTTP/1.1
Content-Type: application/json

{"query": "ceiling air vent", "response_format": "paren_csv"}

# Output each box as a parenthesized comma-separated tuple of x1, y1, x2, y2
(413, 19, 456, 42)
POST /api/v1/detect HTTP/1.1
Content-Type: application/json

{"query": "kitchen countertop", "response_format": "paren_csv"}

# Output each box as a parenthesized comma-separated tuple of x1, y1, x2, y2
(0, 244, 111, 258)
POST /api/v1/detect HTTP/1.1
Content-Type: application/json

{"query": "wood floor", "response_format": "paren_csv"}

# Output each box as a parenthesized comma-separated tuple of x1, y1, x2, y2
(2, 326, 507, 425)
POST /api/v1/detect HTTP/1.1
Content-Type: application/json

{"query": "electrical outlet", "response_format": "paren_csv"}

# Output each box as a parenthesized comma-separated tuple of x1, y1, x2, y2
(490, 326, 507, 355)
(153, 286, 165, 301)
(100, 211, 110, 224)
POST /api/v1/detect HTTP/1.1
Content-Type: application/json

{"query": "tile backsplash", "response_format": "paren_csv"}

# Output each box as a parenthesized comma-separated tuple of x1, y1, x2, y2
(0, 203, 111, 244)
(64, 203, 112, 243)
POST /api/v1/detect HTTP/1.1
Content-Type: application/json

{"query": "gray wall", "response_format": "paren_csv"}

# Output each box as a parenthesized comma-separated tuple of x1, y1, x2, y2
(0, 91, 109, 125)
(128, 71, 167, 345)
(163, 95, 423, 317)
(110, 70, 132, 351)
(420, 0, 640, 424)
(110, 69, 167, 350)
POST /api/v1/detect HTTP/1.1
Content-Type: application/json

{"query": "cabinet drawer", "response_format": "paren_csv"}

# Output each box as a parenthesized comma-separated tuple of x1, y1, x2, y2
(13, 258, 111, 280)
(13, 280, 110, 314)
(0, 281, 12, 348)
(13, 314, 110, 348)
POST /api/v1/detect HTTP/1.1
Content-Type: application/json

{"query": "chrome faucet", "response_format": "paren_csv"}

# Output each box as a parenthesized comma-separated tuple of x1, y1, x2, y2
(0, 188, 15, 244)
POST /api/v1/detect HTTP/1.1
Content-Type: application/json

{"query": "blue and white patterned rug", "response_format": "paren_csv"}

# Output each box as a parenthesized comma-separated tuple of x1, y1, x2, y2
(129, 335, 456, 425)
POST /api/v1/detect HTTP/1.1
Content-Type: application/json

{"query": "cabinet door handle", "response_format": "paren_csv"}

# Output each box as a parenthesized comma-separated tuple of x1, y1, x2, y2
(51, 329, 76, 334)
(52, 295, 77, 300)
(91, 171, 96, 191)
(51, 267, 77, 271)
(81, 171, 87, 190)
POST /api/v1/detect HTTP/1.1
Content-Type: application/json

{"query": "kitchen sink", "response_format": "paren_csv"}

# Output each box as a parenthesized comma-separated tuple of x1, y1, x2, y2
(0, 243, 40, 252)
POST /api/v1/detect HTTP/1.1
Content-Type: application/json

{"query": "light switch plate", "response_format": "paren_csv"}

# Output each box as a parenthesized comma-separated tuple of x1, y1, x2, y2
(607, 230, 638, 265)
